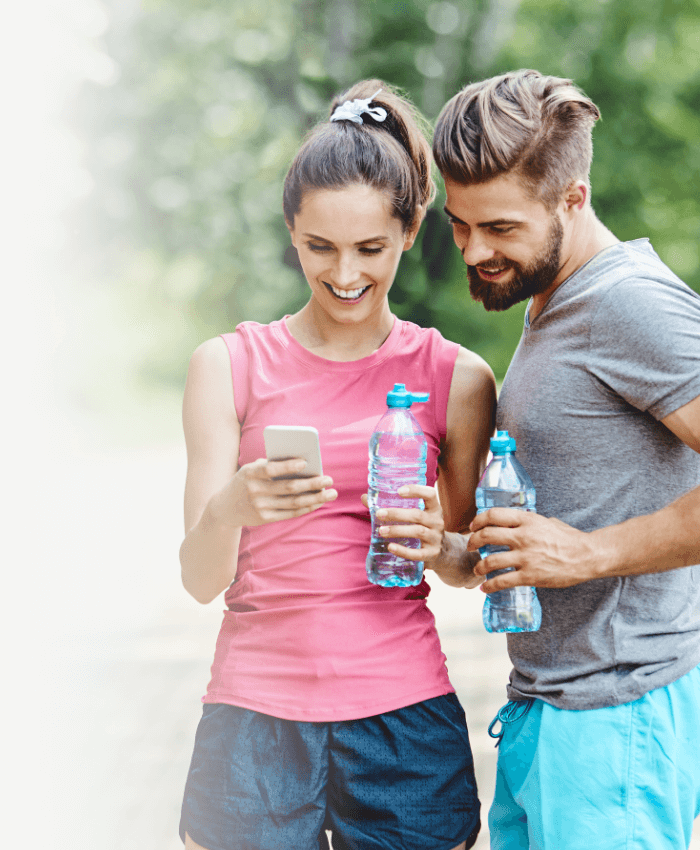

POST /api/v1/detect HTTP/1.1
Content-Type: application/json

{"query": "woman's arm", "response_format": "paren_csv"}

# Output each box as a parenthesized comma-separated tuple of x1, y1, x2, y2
(179, 337, 337, 604)
(369, 347, 496, 587)
(430, 347, 496, 587)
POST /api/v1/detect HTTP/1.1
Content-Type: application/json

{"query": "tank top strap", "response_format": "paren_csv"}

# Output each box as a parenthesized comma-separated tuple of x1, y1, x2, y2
(421, 328, 460, 445)
(220, 328, 251, 424)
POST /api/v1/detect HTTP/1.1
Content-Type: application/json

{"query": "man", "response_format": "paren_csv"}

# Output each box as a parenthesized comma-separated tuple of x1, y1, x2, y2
(432, 70, 700, 848)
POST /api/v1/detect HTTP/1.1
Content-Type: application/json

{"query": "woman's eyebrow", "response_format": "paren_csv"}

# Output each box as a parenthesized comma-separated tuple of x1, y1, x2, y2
(302, 233, 388, 243)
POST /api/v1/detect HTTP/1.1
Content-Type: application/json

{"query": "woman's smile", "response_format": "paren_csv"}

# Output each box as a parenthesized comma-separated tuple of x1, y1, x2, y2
(325, 282, 372, 302)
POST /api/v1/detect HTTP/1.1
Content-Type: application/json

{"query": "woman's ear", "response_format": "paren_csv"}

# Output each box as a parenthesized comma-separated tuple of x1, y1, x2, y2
(285, 218, 297, 247)
(402, 206, 426, 251)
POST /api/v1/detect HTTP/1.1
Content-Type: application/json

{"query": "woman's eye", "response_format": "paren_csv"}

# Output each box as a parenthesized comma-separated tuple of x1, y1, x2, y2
(308, 243, 332, 252)
(359, 246, 384, 255)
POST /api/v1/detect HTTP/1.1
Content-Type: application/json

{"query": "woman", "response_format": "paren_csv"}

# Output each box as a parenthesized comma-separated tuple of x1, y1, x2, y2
(178, 80, 495, 850)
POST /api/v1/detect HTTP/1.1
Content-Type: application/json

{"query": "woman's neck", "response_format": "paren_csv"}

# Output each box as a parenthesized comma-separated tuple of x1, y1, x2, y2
(285, 300, 396, 362)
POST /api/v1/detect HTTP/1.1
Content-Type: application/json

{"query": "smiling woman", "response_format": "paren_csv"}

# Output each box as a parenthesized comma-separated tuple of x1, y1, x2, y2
(285, 184, 418, 356)
(177, 79, 496, 850)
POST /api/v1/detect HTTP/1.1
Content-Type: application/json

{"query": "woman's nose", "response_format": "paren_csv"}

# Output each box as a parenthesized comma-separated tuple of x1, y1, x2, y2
(331, 253, 362, 285)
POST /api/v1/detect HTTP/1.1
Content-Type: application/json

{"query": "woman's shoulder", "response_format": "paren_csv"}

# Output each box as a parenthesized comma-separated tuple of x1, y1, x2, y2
(187, 336, 234, 391)
(449, 345, 496, 406)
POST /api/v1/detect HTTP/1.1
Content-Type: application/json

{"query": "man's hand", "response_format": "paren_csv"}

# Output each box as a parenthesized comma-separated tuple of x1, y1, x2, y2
(468, 509, 603, 592)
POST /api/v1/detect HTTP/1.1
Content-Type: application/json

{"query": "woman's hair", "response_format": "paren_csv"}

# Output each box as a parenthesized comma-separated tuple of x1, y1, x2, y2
(433, 70, 601, 210)
(283, 79, 435, 232)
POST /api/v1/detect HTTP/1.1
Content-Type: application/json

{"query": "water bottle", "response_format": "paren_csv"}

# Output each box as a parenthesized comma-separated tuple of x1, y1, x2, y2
(476, 430, 542, 633)
(366, 383, 429, 587)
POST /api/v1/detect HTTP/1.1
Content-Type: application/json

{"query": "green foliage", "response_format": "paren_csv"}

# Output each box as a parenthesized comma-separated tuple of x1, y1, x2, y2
(72, 0, 700, 392)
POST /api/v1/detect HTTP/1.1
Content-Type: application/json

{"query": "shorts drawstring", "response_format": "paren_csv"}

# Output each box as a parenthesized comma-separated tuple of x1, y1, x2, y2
(488, 699, 534, 747)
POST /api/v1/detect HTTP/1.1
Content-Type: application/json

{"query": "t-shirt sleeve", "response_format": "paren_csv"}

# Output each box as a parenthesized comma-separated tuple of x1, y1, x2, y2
(587, 276, 700, 420)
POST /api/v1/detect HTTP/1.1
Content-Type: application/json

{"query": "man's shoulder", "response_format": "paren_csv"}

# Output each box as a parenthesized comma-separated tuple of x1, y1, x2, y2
(563, 239, 698, 321)
(590, 238, 686, 290)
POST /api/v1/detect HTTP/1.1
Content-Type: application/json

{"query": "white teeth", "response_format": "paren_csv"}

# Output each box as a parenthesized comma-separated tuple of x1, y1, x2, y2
(330, 285, 367, 299)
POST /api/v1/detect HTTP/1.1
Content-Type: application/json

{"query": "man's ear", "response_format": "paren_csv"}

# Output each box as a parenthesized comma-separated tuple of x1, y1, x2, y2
(562, 181, 588, 213)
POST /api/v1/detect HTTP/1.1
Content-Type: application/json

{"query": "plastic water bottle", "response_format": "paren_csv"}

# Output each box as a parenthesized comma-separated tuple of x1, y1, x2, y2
(366, 383, 429, 587)
(476, 430, 542, 633)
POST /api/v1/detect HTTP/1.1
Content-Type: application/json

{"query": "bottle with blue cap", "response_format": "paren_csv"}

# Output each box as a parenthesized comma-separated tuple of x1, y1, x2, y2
(366, 383, 429, 587)
(476, 430, 542, 632)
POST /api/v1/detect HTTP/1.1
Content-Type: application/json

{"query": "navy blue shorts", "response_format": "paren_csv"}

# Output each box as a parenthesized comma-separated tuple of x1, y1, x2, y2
(179, 693, 481, 850)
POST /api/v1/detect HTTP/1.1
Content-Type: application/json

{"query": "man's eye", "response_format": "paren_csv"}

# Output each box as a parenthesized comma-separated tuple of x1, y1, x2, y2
(491, 226, 515, 235)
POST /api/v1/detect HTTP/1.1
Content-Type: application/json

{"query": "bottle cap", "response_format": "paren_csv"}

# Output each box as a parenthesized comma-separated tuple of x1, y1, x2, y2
(386, 383, 430, 408)
(489, 430, 513, 453)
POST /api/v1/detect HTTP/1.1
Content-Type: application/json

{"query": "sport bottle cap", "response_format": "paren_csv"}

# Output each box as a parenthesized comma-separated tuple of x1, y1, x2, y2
(490, 430, 515, 454)
(386, 383, 430, 408)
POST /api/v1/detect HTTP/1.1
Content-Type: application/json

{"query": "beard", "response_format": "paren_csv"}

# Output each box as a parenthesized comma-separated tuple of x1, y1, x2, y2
(467, 215, 564, 312)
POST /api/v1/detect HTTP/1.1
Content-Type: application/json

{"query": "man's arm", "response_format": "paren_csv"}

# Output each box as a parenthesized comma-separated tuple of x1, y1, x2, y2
(468, 394, 700, 592)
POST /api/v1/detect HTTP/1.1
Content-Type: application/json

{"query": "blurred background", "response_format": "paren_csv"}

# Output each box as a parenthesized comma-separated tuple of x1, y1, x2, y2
(5, 0, 699, 847)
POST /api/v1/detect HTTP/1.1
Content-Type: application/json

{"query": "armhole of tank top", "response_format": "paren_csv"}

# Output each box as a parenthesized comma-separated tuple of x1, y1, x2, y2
(432, 333, 461, 444)
(220, 331, 249, 425)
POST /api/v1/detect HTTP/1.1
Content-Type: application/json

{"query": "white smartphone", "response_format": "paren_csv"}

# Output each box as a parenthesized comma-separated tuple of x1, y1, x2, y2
(263, 425, 323, 478)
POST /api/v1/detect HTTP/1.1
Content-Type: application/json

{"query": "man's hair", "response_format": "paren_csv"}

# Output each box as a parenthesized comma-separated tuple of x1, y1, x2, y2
(433, 69, 601, 210)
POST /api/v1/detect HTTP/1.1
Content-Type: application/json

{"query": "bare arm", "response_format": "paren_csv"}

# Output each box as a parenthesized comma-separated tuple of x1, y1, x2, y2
(179, 337, 337, 604)
(469, 394, 700, 592)
(429, 347, 496, 586)
(370, 347, 497, 587)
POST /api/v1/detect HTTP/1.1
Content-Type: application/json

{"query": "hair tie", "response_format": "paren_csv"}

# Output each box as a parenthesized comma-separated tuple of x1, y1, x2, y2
(330, 89, 387, 125)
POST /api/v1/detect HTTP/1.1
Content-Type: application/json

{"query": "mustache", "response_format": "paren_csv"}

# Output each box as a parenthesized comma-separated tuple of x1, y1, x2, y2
(468, 260, 515, 273)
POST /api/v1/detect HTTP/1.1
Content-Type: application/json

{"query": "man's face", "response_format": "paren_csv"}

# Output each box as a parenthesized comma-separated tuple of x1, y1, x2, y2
(443, 173, 566, 312)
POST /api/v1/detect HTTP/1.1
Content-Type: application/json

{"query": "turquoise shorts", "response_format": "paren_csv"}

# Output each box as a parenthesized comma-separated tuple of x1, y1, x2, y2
(488, 664, 700, 850)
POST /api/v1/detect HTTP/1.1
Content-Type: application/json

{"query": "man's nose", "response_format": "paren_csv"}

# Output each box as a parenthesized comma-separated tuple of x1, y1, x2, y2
(456, 228, 494, 267)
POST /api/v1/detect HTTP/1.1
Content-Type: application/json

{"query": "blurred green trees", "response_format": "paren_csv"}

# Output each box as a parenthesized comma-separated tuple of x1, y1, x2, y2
(73, 0, 700, 390)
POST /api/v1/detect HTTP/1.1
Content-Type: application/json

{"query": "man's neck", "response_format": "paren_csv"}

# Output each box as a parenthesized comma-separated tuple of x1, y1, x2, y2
(530, 210, 619, 319)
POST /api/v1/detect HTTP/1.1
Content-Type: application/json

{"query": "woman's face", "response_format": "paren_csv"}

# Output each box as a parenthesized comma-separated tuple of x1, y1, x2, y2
(287, 183, 418, 326)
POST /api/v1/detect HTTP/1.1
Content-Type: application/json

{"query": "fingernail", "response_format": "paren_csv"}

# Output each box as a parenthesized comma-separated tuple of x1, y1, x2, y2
(376, 509, 387, 518)
(397, 486, 409, 495)
(378, 526, 389, 535)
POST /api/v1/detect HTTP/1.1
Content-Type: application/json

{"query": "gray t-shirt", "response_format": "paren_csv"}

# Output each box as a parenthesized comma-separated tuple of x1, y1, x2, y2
(497, 238, 700, 710)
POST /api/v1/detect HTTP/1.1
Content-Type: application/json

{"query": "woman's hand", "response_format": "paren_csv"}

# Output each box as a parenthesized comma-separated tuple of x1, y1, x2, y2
(224, 457, 338, 527)
(361, 485, 445, 562)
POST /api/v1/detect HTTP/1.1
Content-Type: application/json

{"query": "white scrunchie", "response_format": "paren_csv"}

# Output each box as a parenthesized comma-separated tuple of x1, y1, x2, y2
(330, 88, 387, 125)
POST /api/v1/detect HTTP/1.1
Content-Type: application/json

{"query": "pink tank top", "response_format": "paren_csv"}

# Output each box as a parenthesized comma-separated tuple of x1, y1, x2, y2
(204, 317, 460, 721)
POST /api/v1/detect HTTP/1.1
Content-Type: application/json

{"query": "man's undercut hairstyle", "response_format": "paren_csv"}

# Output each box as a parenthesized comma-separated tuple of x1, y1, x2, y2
(433, 69, 601, 210)
(284, 79, 435, 233)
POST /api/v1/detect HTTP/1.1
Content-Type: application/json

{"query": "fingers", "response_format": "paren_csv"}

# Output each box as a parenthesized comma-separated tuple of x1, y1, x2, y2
(468, 524, 519, 553)
(469, 507, 532, 532)
(248, 457, 334, 493)
(376, 519, 443, 561)
(236, 457, 337, 525)
(472, 548, 518, 577)
(252, 487, 338, 522)
(479, 569, 523, 593)
(396, 484, 440, 503)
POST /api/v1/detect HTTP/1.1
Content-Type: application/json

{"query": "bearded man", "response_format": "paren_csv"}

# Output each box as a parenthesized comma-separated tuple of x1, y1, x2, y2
(430, 70, 700, 849)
